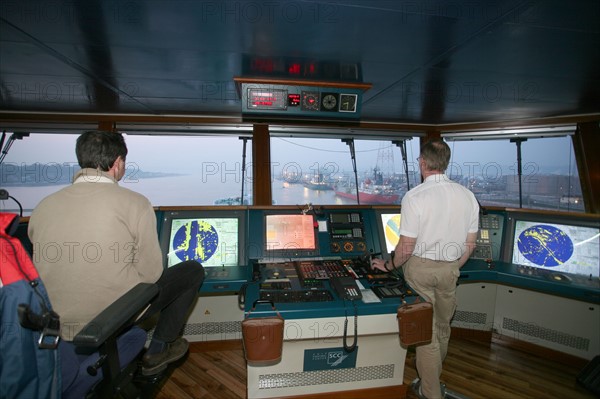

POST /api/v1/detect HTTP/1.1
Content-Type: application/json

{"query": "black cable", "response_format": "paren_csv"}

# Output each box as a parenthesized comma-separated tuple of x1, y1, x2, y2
(9, 195, 23, 217)
(0, 189, 23, 217)
(342, 301, 358, 353)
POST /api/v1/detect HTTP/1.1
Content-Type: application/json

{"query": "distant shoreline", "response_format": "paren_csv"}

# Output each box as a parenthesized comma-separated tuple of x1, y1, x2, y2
(0, 163, 187, 187)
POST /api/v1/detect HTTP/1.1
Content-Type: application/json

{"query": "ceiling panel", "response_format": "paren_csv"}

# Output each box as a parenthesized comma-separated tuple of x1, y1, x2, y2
(1, 0, 598, 125)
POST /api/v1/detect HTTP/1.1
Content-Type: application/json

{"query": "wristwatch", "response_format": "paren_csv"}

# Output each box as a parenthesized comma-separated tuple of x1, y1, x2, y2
(384, 260, 394, 272)
(385, 250, 396, 271)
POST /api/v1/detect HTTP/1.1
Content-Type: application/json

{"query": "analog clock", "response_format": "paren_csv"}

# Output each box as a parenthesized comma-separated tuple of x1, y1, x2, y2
(339, 94, 358, 113)
(320, 93, 338, 111)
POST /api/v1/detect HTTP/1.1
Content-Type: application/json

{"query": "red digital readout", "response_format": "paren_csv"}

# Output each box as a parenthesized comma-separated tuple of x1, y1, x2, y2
(248, 88, 287, 110)
(251, 95, 275, 107)
(288, 63, 301, 75)
(288, 93, 300, 106)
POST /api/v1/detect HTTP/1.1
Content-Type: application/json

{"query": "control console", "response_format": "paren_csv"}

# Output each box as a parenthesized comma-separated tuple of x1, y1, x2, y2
(253, 257, 416, 303)
(328, 212, 367, 254)
(472, 213, 504, 261)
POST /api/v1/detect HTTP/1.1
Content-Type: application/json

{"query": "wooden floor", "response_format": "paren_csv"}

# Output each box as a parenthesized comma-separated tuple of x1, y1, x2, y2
(154, 338, 597, 399)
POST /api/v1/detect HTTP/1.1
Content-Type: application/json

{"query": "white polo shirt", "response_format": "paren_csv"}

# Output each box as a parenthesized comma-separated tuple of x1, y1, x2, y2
(399, 174, 479, 262)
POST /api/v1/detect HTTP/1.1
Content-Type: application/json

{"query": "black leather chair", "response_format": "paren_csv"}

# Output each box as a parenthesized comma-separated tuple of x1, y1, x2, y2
(61, 283, 159, 398)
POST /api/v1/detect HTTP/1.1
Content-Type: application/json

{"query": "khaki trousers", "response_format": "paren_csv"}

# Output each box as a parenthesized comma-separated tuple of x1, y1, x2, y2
(403, 256, 461, 399)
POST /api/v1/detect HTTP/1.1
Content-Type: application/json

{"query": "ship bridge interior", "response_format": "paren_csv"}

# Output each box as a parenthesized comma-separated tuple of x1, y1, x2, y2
(1, 2, 600, 399)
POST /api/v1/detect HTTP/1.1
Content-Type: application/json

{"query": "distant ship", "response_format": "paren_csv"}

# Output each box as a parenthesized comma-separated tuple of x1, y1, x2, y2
(335, 186, 400, 204)
(303, 173, 334, 191)
(335, 167, 401, 204)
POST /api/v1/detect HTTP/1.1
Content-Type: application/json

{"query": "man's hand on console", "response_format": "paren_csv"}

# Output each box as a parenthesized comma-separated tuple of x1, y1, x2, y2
(370, 258, 390, 273)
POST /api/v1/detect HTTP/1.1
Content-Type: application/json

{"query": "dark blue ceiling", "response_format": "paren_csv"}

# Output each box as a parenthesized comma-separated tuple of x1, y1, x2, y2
(1, 0, 599, 125)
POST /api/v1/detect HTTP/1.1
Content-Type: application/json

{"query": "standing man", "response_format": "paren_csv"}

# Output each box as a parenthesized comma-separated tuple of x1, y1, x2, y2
(372, 139, 479, 399)
(28, 130, 204, 376)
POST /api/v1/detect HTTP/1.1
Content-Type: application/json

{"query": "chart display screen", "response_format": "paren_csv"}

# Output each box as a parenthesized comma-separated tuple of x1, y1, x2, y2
(166, 218, 239, 267)
(265, 214, 316, 251)
(512, 220, 599, 277)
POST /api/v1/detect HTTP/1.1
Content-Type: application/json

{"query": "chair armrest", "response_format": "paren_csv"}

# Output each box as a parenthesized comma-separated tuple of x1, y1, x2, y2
(73, 283, 159, 349)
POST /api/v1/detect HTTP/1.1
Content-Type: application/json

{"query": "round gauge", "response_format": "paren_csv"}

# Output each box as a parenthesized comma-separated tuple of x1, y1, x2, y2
(343, 242, 354, 252)
(301, 91, 320, 111)
(321, 93, 338, 111)
(331, 242, 341, 253)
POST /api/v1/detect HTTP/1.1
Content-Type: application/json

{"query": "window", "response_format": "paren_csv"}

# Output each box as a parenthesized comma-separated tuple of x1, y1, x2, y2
(0, 133, 77, 215)
(270, 136, 420, 206)
(122, 135, 252, 207)
(445, 135, 583, 212)
(0, 130, 584, 214)
(0, 133, 252, 214)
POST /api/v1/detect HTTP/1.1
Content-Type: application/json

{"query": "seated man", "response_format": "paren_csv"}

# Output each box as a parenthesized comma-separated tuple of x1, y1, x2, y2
(28, 130, 204, 376)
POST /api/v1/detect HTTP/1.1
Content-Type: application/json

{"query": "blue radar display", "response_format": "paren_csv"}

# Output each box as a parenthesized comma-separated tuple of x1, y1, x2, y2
(517, 224, 574, 267)
(173, 220, 219, 263)
(167, 217, 239, 267)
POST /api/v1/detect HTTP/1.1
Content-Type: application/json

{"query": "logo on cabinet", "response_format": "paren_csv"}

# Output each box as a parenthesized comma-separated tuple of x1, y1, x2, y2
(303, 347, 358, 371)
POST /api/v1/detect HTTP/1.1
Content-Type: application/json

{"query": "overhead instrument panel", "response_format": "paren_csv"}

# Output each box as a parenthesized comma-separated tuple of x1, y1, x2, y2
(234, 79, 371, 119)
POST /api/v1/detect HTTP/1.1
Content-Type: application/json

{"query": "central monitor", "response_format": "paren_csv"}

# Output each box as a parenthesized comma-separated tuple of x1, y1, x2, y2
(159, 209, 246, 268)
(264, 213, 318, 258)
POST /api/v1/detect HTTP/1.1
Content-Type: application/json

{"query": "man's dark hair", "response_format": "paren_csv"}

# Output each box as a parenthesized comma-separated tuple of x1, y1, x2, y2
(420, 138, 451, 172)
(76, 131, 128, 171)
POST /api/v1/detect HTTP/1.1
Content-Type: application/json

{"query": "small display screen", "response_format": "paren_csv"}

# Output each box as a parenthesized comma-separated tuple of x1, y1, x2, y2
(380, 213, 401, 254)
(333, 228, 353, 235)
(265, 214, 316, 252)
(330, 213, 349, 223)
(247, 88, 287, 110)
(166, 218, 239, 267)
(288, 93, 301, 106)
(512, 220, 600, 278)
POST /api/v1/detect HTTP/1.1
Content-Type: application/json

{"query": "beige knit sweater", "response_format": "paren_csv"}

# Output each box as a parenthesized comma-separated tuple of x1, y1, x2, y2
(28, 168, 163, 340)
